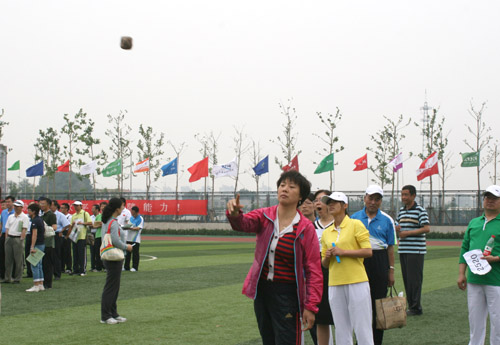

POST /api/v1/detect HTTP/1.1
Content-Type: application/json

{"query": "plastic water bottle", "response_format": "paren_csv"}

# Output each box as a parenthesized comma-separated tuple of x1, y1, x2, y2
(483, 235, 496, 256)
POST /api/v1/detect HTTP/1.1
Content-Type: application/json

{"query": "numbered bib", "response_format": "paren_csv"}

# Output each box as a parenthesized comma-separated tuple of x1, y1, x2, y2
(463, 249, 492, 275)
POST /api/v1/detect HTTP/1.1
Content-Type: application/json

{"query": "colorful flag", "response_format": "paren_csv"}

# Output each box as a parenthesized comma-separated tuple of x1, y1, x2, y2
(282, 155, 299, 172)
(213, 157, 238, 178)
(388, 153, 403, 172)
(134, 158, 150, 173)
(252, 155, 269, 176)
(460, 151, 480, 168)
(161, 158, 178, 176)
(314, 153, 334, 174)
(8, 160, 20, 171)
(353, 154, 368, 171)
(80, 161, 97, 175)
(26, 161, 44, 177)
(188, 157, 209, 182)
(102, 159, 122, 177)
(56, 160, 70, 173)
(417, 151, 439, 181)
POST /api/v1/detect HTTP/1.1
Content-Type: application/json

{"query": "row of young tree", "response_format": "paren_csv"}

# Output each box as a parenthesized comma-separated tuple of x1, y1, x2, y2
(1, 99, 498, 219)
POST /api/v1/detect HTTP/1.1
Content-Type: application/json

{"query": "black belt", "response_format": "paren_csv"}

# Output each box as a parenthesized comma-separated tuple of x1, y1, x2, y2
(8, 235, 20, 238)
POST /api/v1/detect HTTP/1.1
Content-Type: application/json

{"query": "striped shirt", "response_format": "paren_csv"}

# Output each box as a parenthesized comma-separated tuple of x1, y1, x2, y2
(314, 218, 334, 252)
(397, 202, 430, 254)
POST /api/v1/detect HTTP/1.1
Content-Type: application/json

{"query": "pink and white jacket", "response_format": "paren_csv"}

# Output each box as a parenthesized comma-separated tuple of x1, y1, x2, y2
(226, 205, 323, 314)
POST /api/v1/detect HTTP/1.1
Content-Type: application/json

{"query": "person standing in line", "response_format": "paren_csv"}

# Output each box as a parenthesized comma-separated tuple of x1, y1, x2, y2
(396, 185, 430, 316)
(2, 200, 29, 284)
(458, 185, 500, 345)
(313, 189, 335, 345)
(50, 200, 70, 280)
(100, 197, 133, 325)
(124, 206, 143, 272)
(67, 201, 92, 276)
(39, 197, 57, 289)
(351, 186, 396, 345)
(90, 204, 103, 272)
(26, 203, 45, 292)
(0, 196, 15, 281)
(321, 192, 373, 345)
(60, 203, 73, 273)
(226, 171, 323, 345)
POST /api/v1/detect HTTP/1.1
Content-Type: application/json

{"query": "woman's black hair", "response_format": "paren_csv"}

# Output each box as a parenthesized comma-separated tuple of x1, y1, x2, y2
(28, 203, 40, 215)
(276, 170, 312, 207)
(305, 193, 315, 202)
(102, 197, 123, 223)
(314, 189, 331, 199)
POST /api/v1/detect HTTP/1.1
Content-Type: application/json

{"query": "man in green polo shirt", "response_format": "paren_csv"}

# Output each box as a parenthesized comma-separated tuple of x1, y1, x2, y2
(67, 201, 92, 276)
(458, 185, 500, 344)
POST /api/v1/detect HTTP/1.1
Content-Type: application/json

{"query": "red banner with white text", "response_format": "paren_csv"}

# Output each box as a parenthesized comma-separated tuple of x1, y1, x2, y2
(21, 199, 208, 216)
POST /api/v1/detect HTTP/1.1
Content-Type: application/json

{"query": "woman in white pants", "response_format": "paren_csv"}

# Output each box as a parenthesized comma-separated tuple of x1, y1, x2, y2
(321, 192, 374, 345)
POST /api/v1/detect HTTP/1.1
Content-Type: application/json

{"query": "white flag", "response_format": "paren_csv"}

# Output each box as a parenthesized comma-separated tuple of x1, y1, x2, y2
(212, 157, 238, 178)
(134, 158, 150, 173)
(80, 161, 97, 175)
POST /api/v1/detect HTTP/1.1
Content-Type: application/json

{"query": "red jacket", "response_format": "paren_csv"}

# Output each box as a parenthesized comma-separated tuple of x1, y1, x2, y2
(226, 205, 323, 314)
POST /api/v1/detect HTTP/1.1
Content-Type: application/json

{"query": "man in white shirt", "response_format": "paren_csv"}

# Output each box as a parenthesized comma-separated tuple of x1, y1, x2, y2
(2, 200, 30, 283)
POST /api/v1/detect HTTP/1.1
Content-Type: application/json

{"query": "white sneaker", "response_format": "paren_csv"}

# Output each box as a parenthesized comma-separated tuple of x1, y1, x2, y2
(115, 316, 127, 323)
(130, 268, 136, 272)
(100, 318, 118, 325)
(26, 286, 39, 292)
(80, 273, 86, 277)
(38, 285, 45, 291)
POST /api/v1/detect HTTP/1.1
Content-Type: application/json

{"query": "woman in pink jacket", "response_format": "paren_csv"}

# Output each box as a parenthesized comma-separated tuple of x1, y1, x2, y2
(227, 170, 323, 345)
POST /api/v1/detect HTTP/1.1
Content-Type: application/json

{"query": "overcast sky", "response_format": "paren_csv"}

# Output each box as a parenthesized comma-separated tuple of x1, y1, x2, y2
(1, 0, 499, 194)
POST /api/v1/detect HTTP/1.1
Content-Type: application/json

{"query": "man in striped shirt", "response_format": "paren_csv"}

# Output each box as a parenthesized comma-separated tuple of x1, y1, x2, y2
(396, 185, 430, 316)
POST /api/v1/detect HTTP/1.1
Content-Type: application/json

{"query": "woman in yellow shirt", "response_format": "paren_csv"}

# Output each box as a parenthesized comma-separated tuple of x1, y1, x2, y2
(321, 192, 373, 345)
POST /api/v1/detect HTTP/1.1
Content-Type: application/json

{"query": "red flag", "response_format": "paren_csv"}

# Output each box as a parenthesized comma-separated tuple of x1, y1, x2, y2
(188, 157, 209, 182)
(353, 154, 368, 171)
(56, 160, 70, 173)
(282, 155, 299, 172)
(416, 151, 439, 181)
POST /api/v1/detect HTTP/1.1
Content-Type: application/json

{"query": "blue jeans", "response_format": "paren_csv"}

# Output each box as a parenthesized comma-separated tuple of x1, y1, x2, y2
(32, 244, 45, 282)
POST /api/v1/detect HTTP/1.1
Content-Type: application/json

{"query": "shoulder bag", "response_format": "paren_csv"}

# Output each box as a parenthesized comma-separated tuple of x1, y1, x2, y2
(100, 219, 124, 261)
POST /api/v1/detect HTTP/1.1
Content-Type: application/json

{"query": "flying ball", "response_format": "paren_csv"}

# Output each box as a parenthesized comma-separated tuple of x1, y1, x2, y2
(120, 36, 133, 50)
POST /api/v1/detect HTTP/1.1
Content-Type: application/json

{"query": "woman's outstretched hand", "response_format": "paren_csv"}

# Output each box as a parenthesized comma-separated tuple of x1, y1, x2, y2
(227, 194, 244, 217)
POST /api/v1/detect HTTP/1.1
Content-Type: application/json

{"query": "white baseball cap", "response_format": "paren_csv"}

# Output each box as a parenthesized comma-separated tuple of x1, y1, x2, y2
(321, 192, 348, 204)
(365, 185, 384, 197)
(73, 200, 83, 206)
(484, 185, 500, 198)
(13, 200, 24, 207)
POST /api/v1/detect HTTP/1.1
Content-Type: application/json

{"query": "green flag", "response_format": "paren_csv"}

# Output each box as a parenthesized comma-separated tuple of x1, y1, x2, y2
(8, 160, 20, 171)
(102, 159, 122, 177)
(461, 152, 479, 168)
(314, 153, 334, 174)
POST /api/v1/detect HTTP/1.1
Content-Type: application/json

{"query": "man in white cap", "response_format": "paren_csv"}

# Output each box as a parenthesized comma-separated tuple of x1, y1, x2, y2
(2, 200, 29, 283)
(458, 185, 500, 345)
(67, 201, 92, 276)
(351, 186, 396, 345)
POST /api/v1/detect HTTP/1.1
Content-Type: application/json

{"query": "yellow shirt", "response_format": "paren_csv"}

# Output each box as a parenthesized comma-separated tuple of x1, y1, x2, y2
(71, 210, 92, 240)
(321, 215, 371, 286)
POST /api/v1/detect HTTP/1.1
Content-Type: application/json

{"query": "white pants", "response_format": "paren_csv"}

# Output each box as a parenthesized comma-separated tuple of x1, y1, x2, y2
(329, 282, 374, 345)
(467, 283, 500, 345)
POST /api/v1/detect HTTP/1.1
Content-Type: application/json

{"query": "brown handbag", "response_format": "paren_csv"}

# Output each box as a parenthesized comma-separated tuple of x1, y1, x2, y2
(375, 286, 407, 330)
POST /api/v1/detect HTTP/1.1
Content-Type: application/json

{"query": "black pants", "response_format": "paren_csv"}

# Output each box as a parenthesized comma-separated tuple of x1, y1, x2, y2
(0, 233, 5, 280)
(254, 280, 301, 345)
(72, 239, 87, 274)
(53, 233, 63, 278)
(62, 235, 72, 272)
(24, 235, 32, 277)
(364, 249, 390, 345)
(89, 238, 96, 270)
(93, 237, 103, 271)
(101, 260, 123, 321)
(43, 246, 54, 288)
(124, 242, 140, 270)
(400, 253, 424, 313)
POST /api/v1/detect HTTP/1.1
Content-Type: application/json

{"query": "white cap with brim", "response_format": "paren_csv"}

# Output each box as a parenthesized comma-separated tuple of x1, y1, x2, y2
(365, 185, 384, 197)
(484, 185, 500, 198)
(13, 200, 24, 207)
(73, 201, 83, 206)
(321, 192, 348, 205)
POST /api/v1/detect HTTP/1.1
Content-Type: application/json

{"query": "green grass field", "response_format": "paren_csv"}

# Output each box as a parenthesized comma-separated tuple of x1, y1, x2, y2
(0, 237, 475, 344)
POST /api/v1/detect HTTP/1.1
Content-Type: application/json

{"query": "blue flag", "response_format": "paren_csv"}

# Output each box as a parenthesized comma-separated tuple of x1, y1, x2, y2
(161, 158, 178, 176)
(252, 155, 269, 176)
(26, 161, 44, 177)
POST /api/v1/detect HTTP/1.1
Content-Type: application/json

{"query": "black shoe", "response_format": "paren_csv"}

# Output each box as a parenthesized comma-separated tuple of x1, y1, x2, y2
(54, 276, 61, 281)
(406, 310, 423, 316)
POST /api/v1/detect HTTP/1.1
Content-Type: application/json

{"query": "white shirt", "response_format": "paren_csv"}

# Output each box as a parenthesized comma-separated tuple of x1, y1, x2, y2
(6, 212, 30, 237)
(266, 212, 300, 281)
(117, 208, 132, 226)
